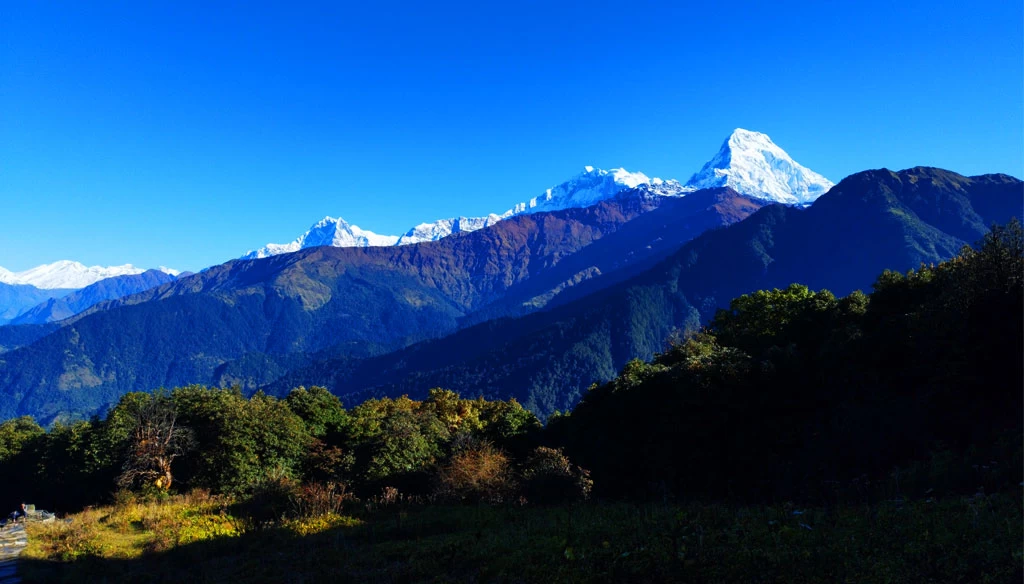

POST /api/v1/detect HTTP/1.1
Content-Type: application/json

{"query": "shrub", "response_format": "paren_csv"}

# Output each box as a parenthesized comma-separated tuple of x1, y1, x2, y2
(302, 439, 355, 483)
(291, 481, 356, 518)
(233, 470, 300, 527)
(435, 439, 515, 503)
(521, 447, 593, 505)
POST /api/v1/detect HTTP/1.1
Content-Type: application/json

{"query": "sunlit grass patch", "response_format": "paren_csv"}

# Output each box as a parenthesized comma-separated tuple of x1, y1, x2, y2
(283, 512, 362, 536)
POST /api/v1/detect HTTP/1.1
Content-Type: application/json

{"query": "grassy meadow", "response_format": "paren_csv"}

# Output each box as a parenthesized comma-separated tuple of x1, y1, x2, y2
(19, 490, 1022, 583)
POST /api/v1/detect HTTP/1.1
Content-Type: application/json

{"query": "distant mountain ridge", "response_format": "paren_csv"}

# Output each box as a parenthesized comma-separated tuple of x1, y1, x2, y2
(0, 261, 180, 289)
(0, 262, 183, 327)
(0, 283, 73, 325)
(9, 269, 181, 325)
(0, 186, 765, 422)
(242, 129, 827, 259)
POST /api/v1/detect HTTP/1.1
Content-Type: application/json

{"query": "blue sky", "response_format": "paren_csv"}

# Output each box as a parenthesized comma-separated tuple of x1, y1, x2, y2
(2, 1, 1021, 272)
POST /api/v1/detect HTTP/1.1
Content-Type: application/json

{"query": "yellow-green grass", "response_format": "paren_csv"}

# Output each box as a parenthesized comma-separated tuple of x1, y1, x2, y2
(19, 492, 1023, 583)
(22, 491, 243, 561)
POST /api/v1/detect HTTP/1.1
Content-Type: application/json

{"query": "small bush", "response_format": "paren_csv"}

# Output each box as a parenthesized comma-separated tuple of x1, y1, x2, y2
(234, 471, 300, 527)
(435, 440, 515, 503)
(379, 485, 400, 506)
(521, 447, 593, 505)
(292, 481, 356, 518)
(303, 439, 355, 482)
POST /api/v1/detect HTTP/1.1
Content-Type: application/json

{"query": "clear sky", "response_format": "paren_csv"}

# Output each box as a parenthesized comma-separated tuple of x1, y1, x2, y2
(2, 0, 1021, 272)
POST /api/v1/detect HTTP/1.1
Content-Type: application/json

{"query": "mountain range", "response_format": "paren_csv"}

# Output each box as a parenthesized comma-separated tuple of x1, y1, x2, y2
(8, 269, 181, 326)
(241, 129, 829, 259)
(0, 261, 179, 289)
(319, 167, 1022, 416)
(0, 129, 1019, 425)
(0, 129, 819, 327)
(0, 186, 770, 421)
(0, 267, 184, 326)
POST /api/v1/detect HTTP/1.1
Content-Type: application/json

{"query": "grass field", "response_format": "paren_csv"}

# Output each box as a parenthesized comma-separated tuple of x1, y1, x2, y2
(20, 491, 1022, 583)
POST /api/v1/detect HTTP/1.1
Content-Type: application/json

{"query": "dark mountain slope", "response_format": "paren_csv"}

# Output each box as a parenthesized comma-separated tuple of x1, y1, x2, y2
(275, 168, 1022, 417)
(0, 188, 762, 422)
(0, 322, 59, 354)
(463, 188, 763, 325)
(210, 189, 764, 390)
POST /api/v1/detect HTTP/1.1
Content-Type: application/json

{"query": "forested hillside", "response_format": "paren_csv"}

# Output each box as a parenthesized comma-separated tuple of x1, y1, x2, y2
(279, 168, 1023, 417)
(556, 220, 1023, 500)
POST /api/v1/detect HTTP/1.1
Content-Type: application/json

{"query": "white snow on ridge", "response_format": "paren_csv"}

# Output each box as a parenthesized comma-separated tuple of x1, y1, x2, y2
(0, 261, 180, 289)
(504, 167, 687, 216)
(244, 166, 692, 259)
(243, 129, 834, 260)
(396, 215, 504, 246)
(685, 128, 833, 205)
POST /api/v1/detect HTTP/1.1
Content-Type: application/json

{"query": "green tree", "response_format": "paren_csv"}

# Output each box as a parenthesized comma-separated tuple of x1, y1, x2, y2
(172, 386, 312, 493)
(285, 386, 349, 438)
(479, 398, 542, 442)
(349, 397, 448, 483)
(423, 388, 482, 434)
(0, 416, 44, 462)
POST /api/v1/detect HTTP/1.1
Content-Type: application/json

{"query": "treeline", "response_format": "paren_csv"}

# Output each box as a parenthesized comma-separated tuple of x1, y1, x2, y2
(553, 220, 1024, 501)
(0, 222, 1020, 513)
(0, 387, 590, 512)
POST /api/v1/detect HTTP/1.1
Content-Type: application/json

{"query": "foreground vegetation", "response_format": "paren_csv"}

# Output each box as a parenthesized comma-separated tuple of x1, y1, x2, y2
(1, 221, 1021, 581)
(21, 491, 1021, 583)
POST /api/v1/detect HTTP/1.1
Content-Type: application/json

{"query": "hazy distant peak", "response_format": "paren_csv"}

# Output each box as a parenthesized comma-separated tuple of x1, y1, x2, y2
(0, 261, 180, 289)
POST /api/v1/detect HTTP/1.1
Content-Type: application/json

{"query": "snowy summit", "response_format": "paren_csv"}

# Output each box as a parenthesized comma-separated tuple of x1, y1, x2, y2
(243, 129, 834, 259)
(243, 217, 401, 260)
(685, 129, 834, 205)
(0, 261, 181, 289)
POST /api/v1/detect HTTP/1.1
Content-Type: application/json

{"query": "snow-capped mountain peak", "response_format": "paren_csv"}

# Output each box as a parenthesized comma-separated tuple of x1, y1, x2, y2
(0, 261, 180, 289)
(685, 128, 834, 205)
(242, 216, 401, 260)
